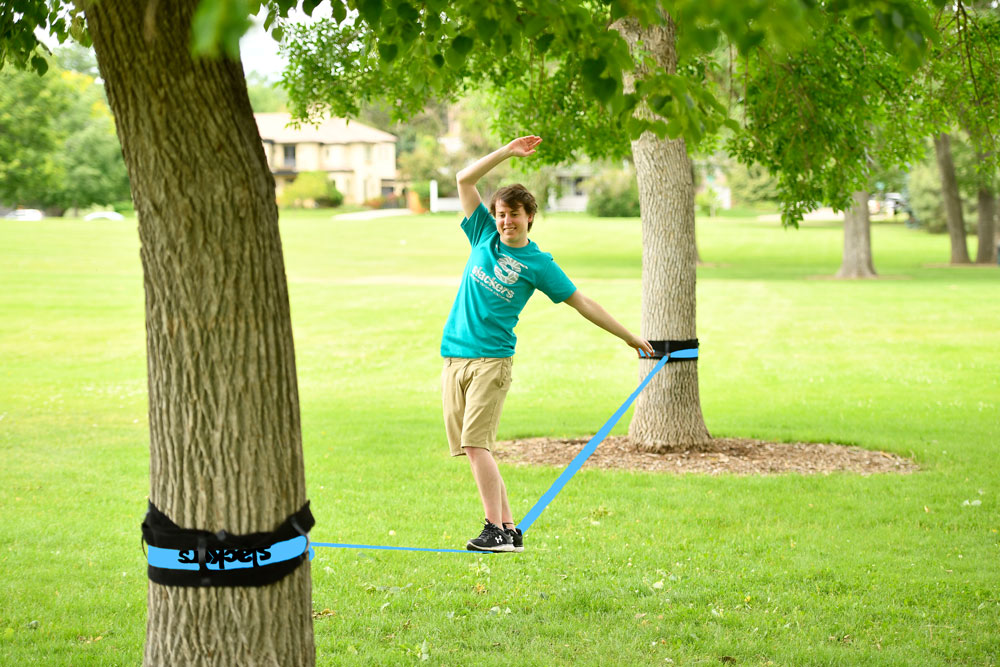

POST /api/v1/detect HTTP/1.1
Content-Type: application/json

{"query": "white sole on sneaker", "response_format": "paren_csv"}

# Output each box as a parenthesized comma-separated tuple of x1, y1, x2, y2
(466, 541, 515, 552)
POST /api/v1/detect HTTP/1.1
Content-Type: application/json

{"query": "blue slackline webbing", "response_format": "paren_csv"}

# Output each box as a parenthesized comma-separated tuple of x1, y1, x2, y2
(309, 348, 694, 553)
(516, 352, 680, 533)
(311, 542, 488, 554)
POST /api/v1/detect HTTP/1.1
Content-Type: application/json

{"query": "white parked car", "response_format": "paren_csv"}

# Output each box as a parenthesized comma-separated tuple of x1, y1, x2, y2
(3, 209, 44, 221)
(83, 211, 125, 221)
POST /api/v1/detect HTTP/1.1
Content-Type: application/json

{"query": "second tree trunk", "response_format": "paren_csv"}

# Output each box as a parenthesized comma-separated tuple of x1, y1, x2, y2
(614, 16, 712, 452)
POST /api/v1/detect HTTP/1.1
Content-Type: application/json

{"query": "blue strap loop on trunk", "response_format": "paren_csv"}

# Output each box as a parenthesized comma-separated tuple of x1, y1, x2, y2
(141, 501, 314, 587)
(641, 339, 699, 360)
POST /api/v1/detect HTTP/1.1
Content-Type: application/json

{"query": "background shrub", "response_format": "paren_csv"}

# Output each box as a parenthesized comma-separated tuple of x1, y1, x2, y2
(725, 161, 780, 208)
(585, 169, 640, 217)
(279, 171, 343, 208)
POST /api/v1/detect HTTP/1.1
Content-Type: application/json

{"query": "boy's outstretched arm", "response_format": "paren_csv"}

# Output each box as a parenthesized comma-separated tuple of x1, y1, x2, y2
(456, 136, 542, 218)
(564, 290, 655, 357)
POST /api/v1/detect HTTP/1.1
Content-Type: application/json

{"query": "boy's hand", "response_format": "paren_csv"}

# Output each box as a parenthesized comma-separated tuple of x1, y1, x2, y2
(627, 334, 655, 359)
(507, 136, 542, 157)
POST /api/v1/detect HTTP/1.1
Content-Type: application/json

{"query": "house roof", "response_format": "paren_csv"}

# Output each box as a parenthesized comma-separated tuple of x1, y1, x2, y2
(254, 112, 397, 145)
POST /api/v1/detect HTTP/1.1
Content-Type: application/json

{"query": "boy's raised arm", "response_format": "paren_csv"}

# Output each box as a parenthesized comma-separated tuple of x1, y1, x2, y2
(456, 136, 542, 219)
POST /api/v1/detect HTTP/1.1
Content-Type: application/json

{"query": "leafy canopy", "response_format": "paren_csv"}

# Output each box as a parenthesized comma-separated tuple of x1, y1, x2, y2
(731, 17, 928, 224)
(273, 0, 940, 167)
(2, 0, 946, 214)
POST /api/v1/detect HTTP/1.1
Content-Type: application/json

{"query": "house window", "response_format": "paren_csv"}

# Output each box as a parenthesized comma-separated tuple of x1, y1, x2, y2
(283, 145, 296, 168)
(365, 144, 373, 163)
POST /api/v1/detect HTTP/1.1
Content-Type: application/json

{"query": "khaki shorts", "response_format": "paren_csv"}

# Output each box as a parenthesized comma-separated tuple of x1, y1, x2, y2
(441, 357, 513, 456)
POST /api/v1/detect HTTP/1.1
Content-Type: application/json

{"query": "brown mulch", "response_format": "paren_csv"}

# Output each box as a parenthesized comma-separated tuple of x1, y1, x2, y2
(493, 436, 918, 476)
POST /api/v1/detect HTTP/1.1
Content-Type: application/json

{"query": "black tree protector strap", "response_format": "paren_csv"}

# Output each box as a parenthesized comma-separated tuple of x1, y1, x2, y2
(141, 500, 314, 588)
(644, 339, 699, 361)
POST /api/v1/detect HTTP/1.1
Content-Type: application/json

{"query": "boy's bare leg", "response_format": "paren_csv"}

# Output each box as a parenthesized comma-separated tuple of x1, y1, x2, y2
(499, 478, 514, 528)
(465, 447, 513, 527)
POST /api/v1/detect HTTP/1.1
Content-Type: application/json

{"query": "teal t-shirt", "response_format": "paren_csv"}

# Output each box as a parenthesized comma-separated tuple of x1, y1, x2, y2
(441, 203, 577, 358)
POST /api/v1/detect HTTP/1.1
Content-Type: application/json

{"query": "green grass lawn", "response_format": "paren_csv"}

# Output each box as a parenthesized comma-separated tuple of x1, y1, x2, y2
(1, 209, 997, 665)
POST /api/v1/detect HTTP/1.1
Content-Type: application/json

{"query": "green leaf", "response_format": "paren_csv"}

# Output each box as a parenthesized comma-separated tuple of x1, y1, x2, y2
(451, 35, 474, 56)
(594, 76, 616, 103)
(69, 14, 87, 43)
(610, 0, 627, 22)
(378, 42, 399, 62)
(399, 22, 419, 45)
(665, 117, 683, 138)
(431, 53, 445, 68)
(690, 27, 719, 53)
(536, 33, 555, 54)
(332, 2, 348, 24)
(582, 55, 606, 81)
(358, 0, 383, 26)
(621, 92, 640, 115)
(626, 116, 648, 139)
(444, 46, 466, 69)
(31, 55, 48, 77)
(425, 11, 441, 32)
(649, 94, 672, 115)
(190, 0, 253, 60)
(523, 15, 547, 37)
(396, 2, 419, 22)
(736, 30, 765, 53)
(303, 0, 321, 16)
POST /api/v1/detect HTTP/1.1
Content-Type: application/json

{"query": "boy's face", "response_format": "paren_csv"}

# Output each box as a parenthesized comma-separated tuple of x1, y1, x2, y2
(495, 200, 532, 247)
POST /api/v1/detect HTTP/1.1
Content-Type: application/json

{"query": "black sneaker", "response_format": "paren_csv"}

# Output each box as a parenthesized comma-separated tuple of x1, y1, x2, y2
(506, 527, 524, 553)
(466, 520, 514, 552)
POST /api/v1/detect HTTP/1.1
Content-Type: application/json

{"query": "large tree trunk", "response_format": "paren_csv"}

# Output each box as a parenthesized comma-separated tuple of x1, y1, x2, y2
(836, 191, 877, 278)
(933, 133, 972, 264)
(613, 16, 711, 452)
(975, 188, 997, 264)
(83, 1, 314, 665)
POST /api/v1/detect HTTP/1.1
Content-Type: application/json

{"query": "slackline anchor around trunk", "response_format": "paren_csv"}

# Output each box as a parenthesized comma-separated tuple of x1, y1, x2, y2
(141, 501, 314, 587)
(640, 339, 699, 361)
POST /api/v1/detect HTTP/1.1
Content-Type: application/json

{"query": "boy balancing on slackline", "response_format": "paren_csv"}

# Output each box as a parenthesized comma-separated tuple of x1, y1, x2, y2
(442, 135, 654, 552)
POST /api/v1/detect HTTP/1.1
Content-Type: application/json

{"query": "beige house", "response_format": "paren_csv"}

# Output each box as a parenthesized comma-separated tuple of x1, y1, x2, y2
(254, 112, 399, 205)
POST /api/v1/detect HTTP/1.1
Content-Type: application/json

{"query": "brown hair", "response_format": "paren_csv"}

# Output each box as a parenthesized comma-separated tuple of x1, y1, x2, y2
(489, 184, 537, 231)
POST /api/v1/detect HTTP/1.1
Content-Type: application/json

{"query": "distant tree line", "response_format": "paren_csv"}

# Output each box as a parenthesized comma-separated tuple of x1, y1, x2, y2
(0, 45, 130, 215)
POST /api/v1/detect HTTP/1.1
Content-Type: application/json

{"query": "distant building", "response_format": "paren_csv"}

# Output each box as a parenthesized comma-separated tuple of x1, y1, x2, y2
(546, 167, 595, 213)
(254, 113, 399, 205)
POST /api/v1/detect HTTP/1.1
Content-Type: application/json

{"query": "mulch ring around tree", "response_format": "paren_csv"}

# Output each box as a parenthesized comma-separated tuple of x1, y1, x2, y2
(493, 436, 919, 476)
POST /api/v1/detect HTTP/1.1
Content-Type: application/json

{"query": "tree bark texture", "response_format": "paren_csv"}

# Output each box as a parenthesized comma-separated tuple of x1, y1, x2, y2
(975, 188, 997, 264)
(82, 1, 314, 665)
(613, 16, 712, 452)
(836, 191, 877, 278)
(933, 133, 972, 264)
